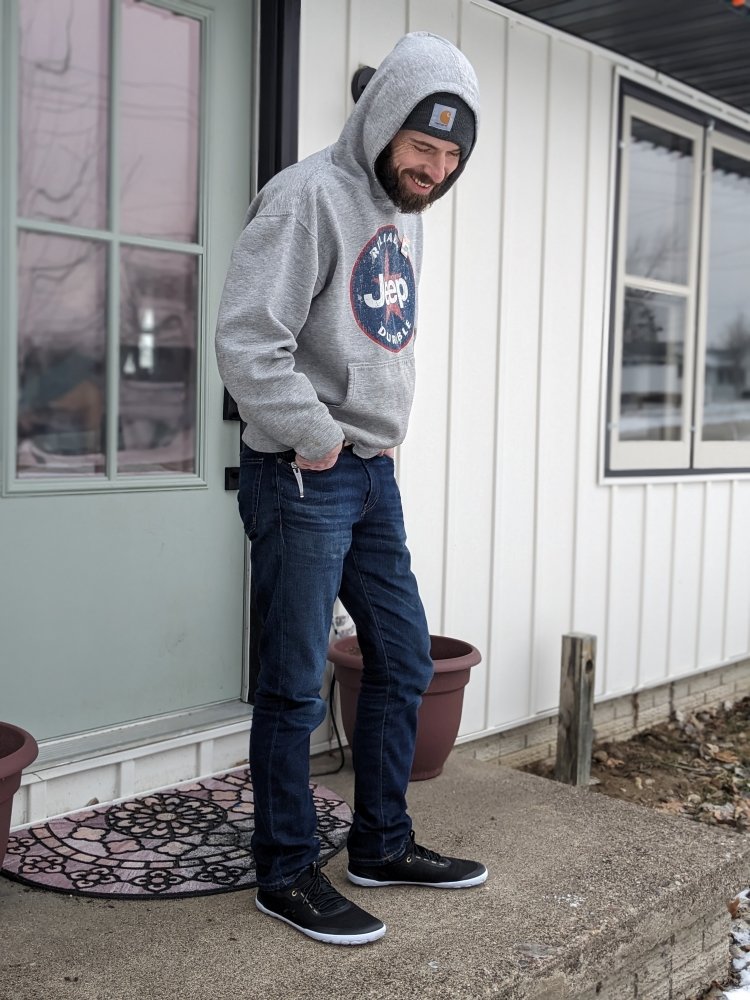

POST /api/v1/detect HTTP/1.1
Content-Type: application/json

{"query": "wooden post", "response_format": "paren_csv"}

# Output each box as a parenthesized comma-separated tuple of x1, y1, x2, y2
(555, 633, 597, 786)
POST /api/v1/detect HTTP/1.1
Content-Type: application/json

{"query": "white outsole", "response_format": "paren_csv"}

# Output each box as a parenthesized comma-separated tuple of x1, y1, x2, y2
(346, 869, 489, 889)
(255, 897, 386, 945)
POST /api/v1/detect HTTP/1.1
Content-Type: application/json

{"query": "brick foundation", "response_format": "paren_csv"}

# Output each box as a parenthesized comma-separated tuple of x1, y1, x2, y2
(571, 906, 730, 1000)
(461, 658, 750, 770)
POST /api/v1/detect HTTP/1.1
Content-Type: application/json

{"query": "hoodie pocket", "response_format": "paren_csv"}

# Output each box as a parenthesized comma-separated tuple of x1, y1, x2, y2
(332, 355, 416, 441)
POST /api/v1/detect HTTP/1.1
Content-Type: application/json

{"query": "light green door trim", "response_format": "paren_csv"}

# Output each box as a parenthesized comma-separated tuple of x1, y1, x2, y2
(0, 0, 19, 499)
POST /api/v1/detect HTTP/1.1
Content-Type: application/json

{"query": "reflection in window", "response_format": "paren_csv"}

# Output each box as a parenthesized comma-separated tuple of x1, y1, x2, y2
(119, 249, 197, 474)
(619, 289, 686, 442)
(120, 0, 201, 242)
(703, 150, 750, 443)
(18, 0, 110, 230)
(626, 120, 693, 285)
(17, 233, 108, 476)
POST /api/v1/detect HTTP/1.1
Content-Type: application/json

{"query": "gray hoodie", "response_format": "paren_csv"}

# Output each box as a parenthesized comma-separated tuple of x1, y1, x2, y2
(215, 32, 480, 460)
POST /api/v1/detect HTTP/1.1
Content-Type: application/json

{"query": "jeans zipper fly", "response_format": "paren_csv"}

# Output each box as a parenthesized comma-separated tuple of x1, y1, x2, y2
(290, 461, 304, 498)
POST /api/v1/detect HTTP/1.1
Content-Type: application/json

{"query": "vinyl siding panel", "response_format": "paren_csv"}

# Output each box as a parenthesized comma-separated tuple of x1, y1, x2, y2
(440, 2, 505, 732)
(605, 486, 644, 695)
(531, 37, 589, 715)
(668, 484, 705, 676)
(297, 1, 349, 159)
(570, 52, 612, 700)
(725, 481, 750, 660)
(488, 21, 548, 726)
(638, 485, 675, 688)
(698, 483, 731, 668)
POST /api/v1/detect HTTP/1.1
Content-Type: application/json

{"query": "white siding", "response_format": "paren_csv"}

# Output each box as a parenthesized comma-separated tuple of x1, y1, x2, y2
(299, 0, 750, 739)
(699, 483, 731, 667)
(638, 485, 674, 687)
(726, 482, 750, 659)
(669, 484, 705, 676)
(491, 20, 547, 726)
(441, 2, 504, 732)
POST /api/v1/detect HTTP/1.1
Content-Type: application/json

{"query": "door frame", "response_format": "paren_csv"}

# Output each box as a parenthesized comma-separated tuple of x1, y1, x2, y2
(239, 0, 301, 701)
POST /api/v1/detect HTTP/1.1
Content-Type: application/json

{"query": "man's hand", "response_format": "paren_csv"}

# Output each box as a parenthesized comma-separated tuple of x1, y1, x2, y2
(294, 442, 342, 471)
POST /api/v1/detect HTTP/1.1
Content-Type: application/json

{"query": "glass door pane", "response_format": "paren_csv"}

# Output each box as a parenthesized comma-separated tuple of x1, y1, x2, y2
(18, 0, 110, 229)
(119, 248, 198, 474)
(120, 0, 201, 242)
(17, 233, 108, 476)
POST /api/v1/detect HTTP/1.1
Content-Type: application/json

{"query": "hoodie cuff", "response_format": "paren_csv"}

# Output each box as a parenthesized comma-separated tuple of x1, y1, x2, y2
(292, 418, 344, 462)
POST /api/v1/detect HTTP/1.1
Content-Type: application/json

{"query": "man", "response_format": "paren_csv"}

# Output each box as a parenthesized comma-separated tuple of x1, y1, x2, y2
(215, 32, 485, 946)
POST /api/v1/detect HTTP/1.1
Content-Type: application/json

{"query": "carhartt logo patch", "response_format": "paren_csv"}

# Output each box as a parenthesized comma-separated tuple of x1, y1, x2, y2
(429, 103, 456, 131)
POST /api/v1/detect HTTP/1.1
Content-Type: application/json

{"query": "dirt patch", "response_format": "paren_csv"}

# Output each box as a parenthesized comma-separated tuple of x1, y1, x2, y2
(524, 696, 750, 832)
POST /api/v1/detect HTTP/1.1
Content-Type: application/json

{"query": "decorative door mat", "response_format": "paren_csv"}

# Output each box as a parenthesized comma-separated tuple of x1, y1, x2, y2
(1, 767, 351, 899)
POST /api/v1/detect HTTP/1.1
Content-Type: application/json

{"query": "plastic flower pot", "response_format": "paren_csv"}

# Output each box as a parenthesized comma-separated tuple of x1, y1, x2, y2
(328, 634, 481, 781)
(0, 722, 39, 867)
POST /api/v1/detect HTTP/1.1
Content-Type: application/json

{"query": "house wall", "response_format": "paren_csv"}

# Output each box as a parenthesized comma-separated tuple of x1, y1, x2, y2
(299, 0, 750, 742)
(461, 656, 750, 770)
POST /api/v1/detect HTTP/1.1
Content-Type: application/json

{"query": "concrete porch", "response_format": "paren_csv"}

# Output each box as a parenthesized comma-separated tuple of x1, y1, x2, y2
(1, 751, 748, 1000)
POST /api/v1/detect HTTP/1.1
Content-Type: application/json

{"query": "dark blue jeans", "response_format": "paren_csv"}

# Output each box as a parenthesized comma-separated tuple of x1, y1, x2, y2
(238, 445, 434, 890)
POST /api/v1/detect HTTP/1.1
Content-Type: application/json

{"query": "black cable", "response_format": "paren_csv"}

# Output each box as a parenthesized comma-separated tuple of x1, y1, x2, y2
(309, 673, 347, 777)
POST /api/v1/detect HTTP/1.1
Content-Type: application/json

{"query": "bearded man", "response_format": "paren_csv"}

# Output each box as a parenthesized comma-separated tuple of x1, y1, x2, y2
(215, 31, 486, 946)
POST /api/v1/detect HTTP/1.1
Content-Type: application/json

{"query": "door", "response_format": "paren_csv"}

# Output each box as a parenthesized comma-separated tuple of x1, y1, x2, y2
(0, 0, 254, 740)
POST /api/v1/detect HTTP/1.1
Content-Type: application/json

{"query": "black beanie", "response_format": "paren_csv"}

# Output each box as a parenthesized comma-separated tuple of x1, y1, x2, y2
(400, 91, 475, 159)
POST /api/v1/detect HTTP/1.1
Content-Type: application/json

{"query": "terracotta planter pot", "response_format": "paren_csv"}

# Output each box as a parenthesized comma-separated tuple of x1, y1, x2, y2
(0, 722, 39, 867)
(328, 634, 481, 780)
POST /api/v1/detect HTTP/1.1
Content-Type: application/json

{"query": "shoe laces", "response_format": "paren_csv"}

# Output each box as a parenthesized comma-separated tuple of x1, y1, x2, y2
(405, 831, 443, 864)
(294, 862, 345, 914)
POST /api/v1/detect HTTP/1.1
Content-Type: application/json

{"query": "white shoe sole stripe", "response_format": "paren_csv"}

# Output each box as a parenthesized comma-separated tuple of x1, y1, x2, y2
(255, 897, 386, 945)
(346, 869, 488, 889)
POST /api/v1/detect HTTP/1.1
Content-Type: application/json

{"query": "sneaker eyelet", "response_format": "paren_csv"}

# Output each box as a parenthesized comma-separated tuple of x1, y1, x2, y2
(406, 857, 412, 864)
(291, 890, 297, 896)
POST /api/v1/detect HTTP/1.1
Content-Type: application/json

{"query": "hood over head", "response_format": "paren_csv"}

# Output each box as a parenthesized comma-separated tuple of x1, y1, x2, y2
(334, 32, 480, 202)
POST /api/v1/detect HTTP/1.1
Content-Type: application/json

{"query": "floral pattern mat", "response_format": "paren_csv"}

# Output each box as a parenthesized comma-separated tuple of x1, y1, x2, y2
(1, 768, 352, 899)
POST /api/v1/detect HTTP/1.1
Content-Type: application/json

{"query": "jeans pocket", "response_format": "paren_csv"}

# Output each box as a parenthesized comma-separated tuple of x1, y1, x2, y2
(238, 454, 264, 537)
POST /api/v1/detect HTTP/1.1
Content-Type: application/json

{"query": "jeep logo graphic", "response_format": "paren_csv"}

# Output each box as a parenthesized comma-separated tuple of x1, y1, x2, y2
(363, 273, 410, 311)
(349, 225, 416, 353)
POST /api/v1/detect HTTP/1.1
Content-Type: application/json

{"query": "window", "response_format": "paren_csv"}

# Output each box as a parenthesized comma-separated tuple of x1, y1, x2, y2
(608, 90, 750, 474)
(9, 0, 204, 487)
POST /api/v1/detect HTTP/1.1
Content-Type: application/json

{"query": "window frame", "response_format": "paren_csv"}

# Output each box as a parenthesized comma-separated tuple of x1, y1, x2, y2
(1, 0, 212, 497)
(606, 81, 750, 478)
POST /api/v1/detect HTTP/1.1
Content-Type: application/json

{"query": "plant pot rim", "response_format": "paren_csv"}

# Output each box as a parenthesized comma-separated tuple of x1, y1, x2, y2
(0, 721, 39, 781)
(328, 633, 481, 673)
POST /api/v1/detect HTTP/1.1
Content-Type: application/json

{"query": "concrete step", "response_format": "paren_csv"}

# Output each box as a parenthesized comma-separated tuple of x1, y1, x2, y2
(1, 753, 747, 1000)
(322, 754, 747, 999)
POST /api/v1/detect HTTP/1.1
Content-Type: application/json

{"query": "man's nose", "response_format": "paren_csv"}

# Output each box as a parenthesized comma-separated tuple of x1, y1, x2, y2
(423, 156, 448, 183)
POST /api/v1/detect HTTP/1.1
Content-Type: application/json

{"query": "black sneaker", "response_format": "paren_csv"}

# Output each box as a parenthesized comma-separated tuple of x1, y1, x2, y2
(255, 862, 386, 945)
(347, 832, 488, 889)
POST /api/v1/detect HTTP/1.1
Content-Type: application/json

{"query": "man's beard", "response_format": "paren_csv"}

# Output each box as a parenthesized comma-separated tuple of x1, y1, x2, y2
(375, 146, 450, 213)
